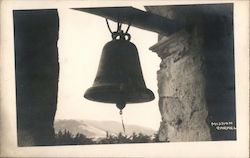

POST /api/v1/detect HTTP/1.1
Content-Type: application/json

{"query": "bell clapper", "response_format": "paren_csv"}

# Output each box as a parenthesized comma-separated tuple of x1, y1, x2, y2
(116, 101, 126, 136)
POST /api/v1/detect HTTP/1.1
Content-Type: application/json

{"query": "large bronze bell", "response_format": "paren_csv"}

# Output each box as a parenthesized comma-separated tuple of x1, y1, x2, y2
(84, 31, 155, 110)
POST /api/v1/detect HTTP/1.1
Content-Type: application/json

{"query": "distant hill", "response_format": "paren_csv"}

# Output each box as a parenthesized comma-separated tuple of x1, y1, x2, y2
(54, 119, 156, 138)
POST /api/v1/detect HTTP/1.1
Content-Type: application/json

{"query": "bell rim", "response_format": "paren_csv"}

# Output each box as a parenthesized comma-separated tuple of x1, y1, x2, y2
(84, 86, 155, 104)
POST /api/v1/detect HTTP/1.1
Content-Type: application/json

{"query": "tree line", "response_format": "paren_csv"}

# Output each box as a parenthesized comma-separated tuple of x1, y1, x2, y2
(55, 129, 164, 145)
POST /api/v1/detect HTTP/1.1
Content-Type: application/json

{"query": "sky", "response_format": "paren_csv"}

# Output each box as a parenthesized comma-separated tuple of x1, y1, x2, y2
(55, 8, 161, 130)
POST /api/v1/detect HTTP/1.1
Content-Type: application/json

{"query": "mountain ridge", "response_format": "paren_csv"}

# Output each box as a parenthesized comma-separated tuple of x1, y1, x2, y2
(54, 119, 157, 138)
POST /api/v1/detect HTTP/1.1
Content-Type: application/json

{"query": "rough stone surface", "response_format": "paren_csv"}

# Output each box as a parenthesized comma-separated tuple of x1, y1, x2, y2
(153, 29, 211, 142)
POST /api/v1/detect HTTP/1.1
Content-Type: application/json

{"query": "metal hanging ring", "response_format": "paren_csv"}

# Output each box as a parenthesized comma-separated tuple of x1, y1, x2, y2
(106, 19, 132, 41)
(124, 33, 131, 41)
(111, 32, 131, 41)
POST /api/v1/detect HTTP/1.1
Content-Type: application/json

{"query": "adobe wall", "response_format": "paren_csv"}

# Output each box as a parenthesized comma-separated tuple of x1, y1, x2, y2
(147, 4, 236, 141)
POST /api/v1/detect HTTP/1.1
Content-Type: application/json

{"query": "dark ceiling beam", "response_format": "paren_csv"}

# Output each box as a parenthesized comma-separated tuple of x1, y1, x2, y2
(72, 7, 183, 36)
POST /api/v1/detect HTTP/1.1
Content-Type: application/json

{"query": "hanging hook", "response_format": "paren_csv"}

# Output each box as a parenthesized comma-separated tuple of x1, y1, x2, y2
(105, 18, 132, 41)
(117, 22, 122, 32)
(106, 18, 133, 34)
(125, 18, 133, 34)
(105, 19, 113, 34)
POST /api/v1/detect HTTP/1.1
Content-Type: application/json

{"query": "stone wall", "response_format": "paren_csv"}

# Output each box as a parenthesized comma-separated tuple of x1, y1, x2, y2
(151, 29, 211, 142)
(148, 4, 236, 141)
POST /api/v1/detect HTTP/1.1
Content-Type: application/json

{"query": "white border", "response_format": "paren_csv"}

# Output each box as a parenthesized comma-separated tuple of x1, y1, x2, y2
(0, 0, 249, 157)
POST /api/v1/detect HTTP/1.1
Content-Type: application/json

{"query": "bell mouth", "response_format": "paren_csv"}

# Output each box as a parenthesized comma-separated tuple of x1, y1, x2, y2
(84, 85, 155, 104)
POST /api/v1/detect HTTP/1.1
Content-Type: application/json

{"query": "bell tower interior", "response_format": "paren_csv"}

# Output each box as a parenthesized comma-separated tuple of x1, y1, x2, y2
(13, 3, 236, 146)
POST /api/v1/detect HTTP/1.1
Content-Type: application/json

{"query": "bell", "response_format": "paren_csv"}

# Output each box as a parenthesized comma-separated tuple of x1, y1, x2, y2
(84, 32, 155, 110)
